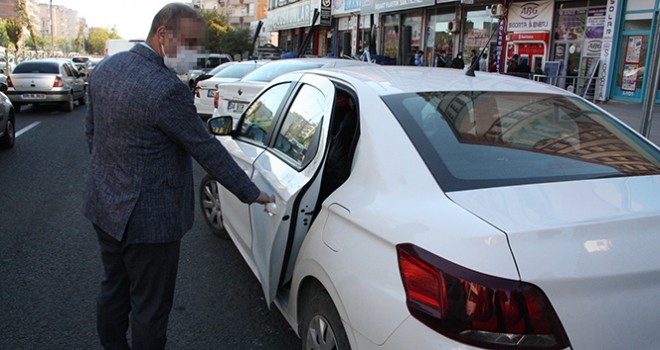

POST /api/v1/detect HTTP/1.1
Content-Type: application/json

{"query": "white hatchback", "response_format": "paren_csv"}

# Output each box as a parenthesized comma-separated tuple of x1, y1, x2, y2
(201, 66, 660, 350)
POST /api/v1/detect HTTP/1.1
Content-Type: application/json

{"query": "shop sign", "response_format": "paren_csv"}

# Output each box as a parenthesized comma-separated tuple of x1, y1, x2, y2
(586, 7, 606, 38)
(596, 0, 619, 101)
(360, 0, 435, 15)
(269, 1, 313, 30)
(320, 0, 332, 26)
(334, 0, 360, 15)
(507, 0, 554, 32)
(585, 39, 602, 57)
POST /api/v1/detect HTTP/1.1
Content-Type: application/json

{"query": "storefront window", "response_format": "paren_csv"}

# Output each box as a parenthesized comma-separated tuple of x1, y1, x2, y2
(383, 14, 400, 63)
(462, 8, 499, 69)
(426, 10, 454, 67)
(402, 12, 422, 65)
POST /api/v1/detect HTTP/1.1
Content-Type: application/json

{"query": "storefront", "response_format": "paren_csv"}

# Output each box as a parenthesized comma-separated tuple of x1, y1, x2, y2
(611, 0, 660, 103)
(462, 4, 501, 70)
(268, 0, 332, 56)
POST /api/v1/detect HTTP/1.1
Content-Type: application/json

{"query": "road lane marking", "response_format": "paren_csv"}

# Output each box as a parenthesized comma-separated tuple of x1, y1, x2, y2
(15, 121, 41, 138)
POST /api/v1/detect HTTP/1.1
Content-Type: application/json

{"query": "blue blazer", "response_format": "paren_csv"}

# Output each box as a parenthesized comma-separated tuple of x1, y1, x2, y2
(83, 44, 260, 243)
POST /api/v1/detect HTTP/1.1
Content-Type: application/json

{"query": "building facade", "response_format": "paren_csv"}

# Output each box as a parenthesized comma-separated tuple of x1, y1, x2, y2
(260, 0, 659, 103)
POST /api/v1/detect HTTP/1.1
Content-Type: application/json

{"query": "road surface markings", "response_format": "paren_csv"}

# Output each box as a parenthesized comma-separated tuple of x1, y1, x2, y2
(15, 121, 41, 138)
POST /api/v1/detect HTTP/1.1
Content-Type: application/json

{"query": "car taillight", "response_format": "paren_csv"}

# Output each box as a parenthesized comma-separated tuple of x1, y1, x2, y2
(397, 243, 570, 350)
(6, 76, 13, 88)
(213, 90, 219, 109)
(53, 76, 63, 87)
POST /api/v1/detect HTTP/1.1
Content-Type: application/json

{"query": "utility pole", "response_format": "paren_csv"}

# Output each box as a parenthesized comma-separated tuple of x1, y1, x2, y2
(50, 0, 54, 55)
(640, 11, 660, 138)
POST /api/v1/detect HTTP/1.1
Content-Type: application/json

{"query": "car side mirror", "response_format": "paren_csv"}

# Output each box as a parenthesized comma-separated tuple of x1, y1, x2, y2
(208, 116, 233, 136)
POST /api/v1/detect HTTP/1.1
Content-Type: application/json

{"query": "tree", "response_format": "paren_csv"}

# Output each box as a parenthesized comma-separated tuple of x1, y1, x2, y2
(85, 27, 121, 55)
(5, 17, 22, 57)
(16, 0, 38, 51)
(200, 10, 252, 58)
(74, 22, 85, 53)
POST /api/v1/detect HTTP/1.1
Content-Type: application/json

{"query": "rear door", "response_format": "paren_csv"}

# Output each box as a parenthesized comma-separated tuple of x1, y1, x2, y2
(248, 74, 336, 304)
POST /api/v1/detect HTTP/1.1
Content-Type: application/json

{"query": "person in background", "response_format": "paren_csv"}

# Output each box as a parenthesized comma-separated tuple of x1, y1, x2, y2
(83, 3, 273, 349)
(414, 50, 424, 66)
(469, 49, 478, 69)
(507, 53, 519, 73)
(451, 53, 465, 69)
(479, 53, 488, 72)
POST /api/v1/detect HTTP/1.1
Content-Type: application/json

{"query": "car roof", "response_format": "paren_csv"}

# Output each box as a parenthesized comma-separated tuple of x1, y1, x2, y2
(295, 65, 573, 97)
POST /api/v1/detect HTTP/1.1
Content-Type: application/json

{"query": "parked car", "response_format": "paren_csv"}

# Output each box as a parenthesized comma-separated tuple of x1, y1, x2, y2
(190, 61, 236, 91)
(213, 58, 371, 126)
(254, 43, 282, 60)
(201, 65, 660, 350)
(6, 59, 86, 112)
(181, 53, 233, 89)
(0, 81, 15, 149)
(71, 56, 91, 80)
(194, 60, 268, 119)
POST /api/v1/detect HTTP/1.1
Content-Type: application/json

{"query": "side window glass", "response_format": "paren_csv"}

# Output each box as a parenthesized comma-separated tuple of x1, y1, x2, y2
(239, 83, 291, 144)
(274, 84, 325, 167)
(62, 65, 72, 76)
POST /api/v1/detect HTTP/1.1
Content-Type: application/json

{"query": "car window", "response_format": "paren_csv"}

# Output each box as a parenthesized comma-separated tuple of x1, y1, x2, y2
(273, 84, 325, 167)
(241, 61, 324, 83)
(384, 91, 660, 191)
(238, 83, 291, 144)
(214, 63, 262, 79)
(13, 62, 60, 74)
(63, 64, 74, 77)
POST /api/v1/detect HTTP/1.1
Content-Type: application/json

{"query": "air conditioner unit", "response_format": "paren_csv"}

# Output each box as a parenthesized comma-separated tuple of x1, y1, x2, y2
(490, 4, 506, 18)
(447, 20, 460, 33)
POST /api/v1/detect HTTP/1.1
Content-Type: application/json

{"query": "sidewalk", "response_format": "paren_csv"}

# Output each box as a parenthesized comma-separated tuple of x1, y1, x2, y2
(594, 100, 660, 146)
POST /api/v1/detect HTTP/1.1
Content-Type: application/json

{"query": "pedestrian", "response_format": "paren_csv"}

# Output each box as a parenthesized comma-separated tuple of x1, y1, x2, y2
(414, 49, 424, 66)
(507, 53, 519, 73)
(469, 49, 478, 69)
(451, 53, 465, 69)
(82, 3, 274, 350)
(479, 53, 488, 72)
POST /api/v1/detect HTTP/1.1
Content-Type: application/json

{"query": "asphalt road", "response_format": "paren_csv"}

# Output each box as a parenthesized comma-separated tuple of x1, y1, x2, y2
(0, 103, 301, 349)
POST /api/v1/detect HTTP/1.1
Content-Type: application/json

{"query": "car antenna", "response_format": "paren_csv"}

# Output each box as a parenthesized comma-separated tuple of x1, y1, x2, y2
(466, 15, 504, 77)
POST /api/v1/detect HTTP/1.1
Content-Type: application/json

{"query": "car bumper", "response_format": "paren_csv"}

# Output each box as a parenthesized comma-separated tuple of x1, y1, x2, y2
(6, 91, 70, 104)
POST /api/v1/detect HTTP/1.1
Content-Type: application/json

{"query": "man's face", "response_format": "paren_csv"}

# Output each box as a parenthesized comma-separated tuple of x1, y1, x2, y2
(164, 17, 203, 58)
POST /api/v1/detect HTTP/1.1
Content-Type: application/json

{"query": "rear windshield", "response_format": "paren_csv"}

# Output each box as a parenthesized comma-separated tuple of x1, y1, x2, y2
(383, 92, 660, 191)
(13, 62, 59, 74)
(241, 61, 324, 82)
(214, 63, 263, 79)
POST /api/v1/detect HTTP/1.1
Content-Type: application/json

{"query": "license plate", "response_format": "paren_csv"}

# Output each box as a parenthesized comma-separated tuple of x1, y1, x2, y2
(228, 101, 246, 113)
(207, 89, 215, 97)
(22, 93, 46, 100)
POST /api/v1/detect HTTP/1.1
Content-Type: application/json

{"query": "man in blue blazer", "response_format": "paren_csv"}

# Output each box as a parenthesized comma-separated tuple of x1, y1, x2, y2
(82, 4, 272, 349)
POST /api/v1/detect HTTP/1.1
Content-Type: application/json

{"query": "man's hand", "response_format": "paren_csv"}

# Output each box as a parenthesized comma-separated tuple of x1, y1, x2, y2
(254, 192, 275, 205)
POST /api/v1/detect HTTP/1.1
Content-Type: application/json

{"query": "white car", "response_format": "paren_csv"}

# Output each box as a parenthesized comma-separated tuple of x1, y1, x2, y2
(200, 66, 660, 350)
(212, 58, 371, 126)
(193, 60, 267, 119)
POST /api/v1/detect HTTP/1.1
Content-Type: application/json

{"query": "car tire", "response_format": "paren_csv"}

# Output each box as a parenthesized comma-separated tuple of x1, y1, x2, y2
(0, 114, 15, 149)
(78, 92, 87, 106)
(300, 290, 352, 350)
(63, 94, 74, 112)
(199, 174, 230, 239)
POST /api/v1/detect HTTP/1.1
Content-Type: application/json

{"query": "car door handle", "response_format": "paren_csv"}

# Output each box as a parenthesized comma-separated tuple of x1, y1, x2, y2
(265, 203, 277, 216)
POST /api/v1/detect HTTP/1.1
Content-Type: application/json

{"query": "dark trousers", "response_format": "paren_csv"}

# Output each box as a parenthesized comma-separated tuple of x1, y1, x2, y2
(94, 225, 180, 350)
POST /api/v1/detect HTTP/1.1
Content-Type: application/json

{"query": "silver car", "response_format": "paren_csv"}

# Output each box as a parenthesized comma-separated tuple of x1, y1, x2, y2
(0, 81, 15, 149)
(6, 59, 86, 112)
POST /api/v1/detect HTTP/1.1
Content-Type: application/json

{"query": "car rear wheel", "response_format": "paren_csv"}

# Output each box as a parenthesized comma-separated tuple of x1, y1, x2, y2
(78, 91, 87, 105)
(63, 94, 74, 112)
(199, 174, 229, 239)
(0, 116, 15, 149)
(301, 290, 351, 350)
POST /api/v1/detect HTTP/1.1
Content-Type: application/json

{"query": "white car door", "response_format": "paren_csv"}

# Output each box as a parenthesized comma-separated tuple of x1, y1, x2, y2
(218, 82, 294, 252)
(248, 74, 336, 304)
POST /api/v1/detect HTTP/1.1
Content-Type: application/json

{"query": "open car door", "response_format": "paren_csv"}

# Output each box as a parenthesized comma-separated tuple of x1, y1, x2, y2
(249, 74, 336, 304)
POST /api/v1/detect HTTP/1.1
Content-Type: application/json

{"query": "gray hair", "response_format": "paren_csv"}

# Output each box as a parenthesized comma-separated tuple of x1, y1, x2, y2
(147, 3, 202, 38)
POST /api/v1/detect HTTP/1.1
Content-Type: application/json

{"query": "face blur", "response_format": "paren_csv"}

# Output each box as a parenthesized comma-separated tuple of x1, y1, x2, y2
(163, 17, 203, 58)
